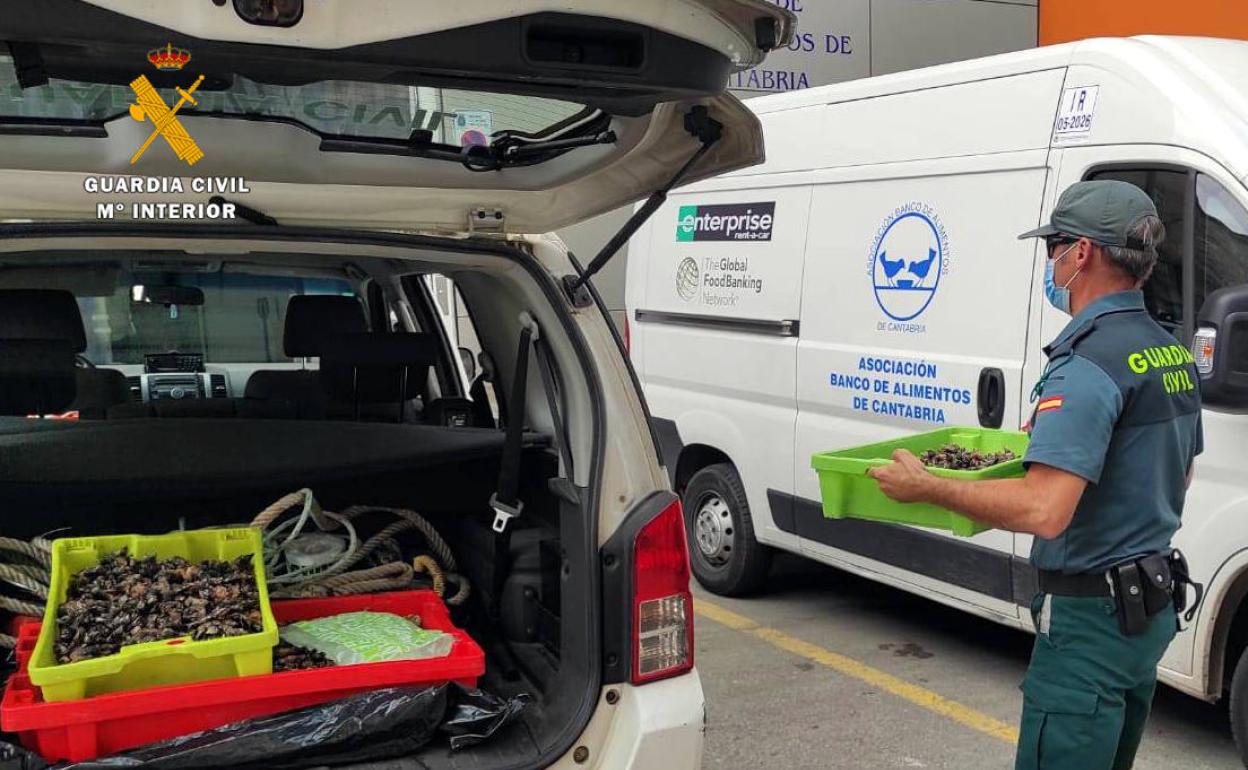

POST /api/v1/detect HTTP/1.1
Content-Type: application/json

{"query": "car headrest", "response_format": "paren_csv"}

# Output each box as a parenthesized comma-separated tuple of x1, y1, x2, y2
(283, 296, 368, 358)
(0, 289, 87, 353)
(320, 332, 439, 404)
(0, 339, 77, 415)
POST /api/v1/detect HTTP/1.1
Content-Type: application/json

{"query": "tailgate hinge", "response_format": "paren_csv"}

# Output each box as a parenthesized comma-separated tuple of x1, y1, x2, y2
(468, 207, 506, 235)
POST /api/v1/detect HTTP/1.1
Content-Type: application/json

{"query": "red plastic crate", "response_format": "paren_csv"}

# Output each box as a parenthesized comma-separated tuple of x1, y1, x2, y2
(2, 591, 484, 762)
(5, 615, 38, 641)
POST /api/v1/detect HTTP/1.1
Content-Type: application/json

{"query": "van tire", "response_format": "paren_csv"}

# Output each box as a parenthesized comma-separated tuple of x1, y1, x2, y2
(683, 463, 772, 596)
(1230, 645, 1248, 765)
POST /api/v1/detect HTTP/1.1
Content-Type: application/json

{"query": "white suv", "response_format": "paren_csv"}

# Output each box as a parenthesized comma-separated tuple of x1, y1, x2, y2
(0, 1, 791, 767)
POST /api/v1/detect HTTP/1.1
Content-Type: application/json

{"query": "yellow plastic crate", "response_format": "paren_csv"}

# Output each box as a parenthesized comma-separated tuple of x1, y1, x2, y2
(29, 529, 277, 702)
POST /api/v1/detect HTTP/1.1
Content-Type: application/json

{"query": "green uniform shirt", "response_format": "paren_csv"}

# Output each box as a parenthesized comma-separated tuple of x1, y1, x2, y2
(1024, 290, 1203, 574)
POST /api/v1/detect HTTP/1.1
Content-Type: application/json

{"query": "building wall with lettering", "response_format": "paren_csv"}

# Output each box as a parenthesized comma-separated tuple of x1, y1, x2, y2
(730, 0, 1037, 97)
(544, 1, 1038, 335)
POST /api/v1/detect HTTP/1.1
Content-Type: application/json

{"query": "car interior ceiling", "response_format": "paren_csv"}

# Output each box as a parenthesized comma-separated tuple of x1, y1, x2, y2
(0, 248, 583, 767)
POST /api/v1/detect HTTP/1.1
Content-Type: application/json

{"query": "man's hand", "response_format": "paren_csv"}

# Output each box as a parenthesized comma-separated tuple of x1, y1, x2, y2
(866, 449, 934, 503)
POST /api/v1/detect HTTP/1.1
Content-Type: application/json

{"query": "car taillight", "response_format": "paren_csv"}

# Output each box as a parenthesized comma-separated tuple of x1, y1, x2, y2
(1193, 327, 1216, 375)
(631, 498, 693, 685)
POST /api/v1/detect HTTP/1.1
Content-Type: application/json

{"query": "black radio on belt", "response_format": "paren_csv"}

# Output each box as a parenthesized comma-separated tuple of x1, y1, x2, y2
(1107, 556, 1171, 637)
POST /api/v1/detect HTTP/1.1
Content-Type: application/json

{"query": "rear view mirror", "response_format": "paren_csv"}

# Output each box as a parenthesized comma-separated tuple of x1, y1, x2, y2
(132, 285, 205, 307)
(458, 347, 478, 381)
(1193, 284, 1248, 413)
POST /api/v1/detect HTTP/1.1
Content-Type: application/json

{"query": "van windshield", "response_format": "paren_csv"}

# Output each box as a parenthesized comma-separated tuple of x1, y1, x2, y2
(0, 54, 587, 146)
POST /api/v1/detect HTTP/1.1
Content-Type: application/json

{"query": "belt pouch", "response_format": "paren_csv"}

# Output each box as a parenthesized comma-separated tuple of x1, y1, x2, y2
(1137, 553, 1173, 616)
(1110, 561, 1150, 637)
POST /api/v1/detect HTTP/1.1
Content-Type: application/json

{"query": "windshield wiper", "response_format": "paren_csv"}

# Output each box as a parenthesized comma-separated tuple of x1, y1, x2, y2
(318, 134, 465, 162)
(208, 196, 277, 226)
(460, 130, 617, 172)
(0, 118, 106, 138)
(318, 126, 616, 169)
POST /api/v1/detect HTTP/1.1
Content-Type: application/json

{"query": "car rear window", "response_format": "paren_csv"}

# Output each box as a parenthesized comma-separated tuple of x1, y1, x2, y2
(0, 54, 587, 145)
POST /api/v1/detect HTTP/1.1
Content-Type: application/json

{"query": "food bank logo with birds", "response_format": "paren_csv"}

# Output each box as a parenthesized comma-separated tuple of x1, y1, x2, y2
(128, 44, 204, 166)
(868, 203, 951, 325)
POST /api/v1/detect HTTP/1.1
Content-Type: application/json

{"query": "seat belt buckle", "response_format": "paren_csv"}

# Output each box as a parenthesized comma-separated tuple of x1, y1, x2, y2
(489, 493, 524, 533)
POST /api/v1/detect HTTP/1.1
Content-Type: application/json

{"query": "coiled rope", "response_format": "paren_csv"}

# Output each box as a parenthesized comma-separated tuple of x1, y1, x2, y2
(0, 537, 52, 647)
(253, 490, 471, 604)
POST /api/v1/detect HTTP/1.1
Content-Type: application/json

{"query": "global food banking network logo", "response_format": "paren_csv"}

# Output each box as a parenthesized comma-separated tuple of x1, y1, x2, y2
(868, 202, 951, 328)
(676, 257, 700, 301)
(676, 202, 775, 242)
(127, 43, 204, 166)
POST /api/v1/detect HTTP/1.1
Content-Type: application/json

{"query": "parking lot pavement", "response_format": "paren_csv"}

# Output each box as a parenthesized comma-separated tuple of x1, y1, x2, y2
(695, 554, 1240, 770)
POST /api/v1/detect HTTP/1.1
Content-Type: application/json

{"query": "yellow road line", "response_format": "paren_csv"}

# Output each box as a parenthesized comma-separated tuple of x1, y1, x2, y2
(694, 598, 1020, 745)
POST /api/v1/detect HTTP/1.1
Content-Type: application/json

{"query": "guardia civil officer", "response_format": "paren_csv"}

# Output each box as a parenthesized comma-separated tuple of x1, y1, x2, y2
(868, 179, 1203, 770)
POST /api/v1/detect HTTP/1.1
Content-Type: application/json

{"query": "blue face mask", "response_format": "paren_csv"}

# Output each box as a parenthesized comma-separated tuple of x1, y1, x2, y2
(1044, 243, 1080, 315)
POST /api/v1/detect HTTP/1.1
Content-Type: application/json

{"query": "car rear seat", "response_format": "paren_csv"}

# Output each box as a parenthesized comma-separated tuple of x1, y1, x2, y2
(0, 339, 78, 418)
(320, 332, 439, 423)
(244, 295, 368, 419)
(0, 289, 128, 418)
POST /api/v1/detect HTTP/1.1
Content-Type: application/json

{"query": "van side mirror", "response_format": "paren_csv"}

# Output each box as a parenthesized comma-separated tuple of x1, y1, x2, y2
(458, 347, 477, 381)
(1194, 284, 1248, 413)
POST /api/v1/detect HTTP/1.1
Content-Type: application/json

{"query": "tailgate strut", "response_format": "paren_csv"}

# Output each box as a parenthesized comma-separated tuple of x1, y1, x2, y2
(563, 106, 722, 306)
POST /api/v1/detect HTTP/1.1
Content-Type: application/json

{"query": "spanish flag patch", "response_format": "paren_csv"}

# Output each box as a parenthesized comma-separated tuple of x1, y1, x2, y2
(1037, 397, 1064, 413)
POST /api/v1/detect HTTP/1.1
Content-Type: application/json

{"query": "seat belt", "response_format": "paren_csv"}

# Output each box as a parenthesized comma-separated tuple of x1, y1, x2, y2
(489, 313, 539, 536)
(487, 313, 574, 626)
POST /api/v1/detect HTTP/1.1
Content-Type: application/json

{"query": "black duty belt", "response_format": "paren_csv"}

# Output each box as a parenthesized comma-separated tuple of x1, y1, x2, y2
(1039, 551, 1205, 636)
(1038, 569, 1112, 597)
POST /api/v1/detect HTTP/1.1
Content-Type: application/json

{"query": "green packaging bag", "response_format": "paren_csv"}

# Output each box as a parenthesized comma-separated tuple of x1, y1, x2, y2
(279, 611, 453, 665)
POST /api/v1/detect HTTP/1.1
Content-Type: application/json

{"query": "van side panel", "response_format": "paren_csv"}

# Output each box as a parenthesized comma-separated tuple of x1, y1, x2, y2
(792, 149, 1050, 619)
(741, 70, 1065, 177)
(634, 184, 811, 549)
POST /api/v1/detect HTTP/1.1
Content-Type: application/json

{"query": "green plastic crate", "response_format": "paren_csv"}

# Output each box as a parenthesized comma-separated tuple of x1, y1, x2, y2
(810, 427, 1030, 537)
(30, 528, 278, 702)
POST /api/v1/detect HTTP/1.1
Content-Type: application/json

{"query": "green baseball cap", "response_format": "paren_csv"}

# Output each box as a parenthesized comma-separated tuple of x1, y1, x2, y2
(1018, 179, 1157, 249)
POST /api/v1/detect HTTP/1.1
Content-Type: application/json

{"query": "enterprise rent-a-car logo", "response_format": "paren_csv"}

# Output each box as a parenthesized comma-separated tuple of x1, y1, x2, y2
(676, 202, 775, 242)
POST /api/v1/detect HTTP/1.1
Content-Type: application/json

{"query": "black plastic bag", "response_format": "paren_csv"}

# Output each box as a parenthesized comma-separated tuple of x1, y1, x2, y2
(10, 681, 528, 769)
(0, 741, 49, 770)
(57, 686, 447, 770)
(441, 684, 531, 751)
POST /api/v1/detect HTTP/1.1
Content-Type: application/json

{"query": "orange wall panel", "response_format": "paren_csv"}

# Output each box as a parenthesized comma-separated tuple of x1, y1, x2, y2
(1040, 0, 1248, 46)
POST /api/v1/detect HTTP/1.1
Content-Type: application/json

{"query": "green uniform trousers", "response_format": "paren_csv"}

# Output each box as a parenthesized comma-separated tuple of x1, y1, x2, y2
(1014, 593, 1176, 770)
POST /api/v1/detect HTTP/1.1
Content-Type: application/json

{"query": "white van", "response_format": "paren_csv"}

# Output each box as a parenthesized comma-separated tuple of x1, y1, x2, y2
(0, 1, 794, 767)
(626, 35, 1248, 760)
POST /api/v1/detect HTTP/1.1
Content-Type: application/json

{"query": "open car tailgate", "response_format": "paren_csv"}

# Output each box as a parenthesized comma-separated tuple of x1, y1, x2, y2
(0, 0, 792, 232)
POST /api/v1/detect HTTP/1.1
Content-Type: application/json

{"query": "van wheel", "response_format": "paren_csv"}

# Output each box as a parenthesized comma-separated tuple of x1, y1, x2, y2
(1230, 646, 1248, 765)
(683, 463, 772, 597)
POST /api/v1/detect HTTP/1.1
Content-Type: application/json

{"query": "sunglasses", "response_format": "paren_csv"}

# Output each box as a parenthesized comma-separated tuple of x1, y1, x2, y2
(1045, 234, 1078, 254)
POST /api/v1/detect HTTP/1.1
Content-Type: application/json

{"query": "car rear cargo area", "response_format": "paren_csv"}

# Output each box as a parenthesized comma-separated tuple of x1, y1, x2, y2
(0, 418, 586, 768)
